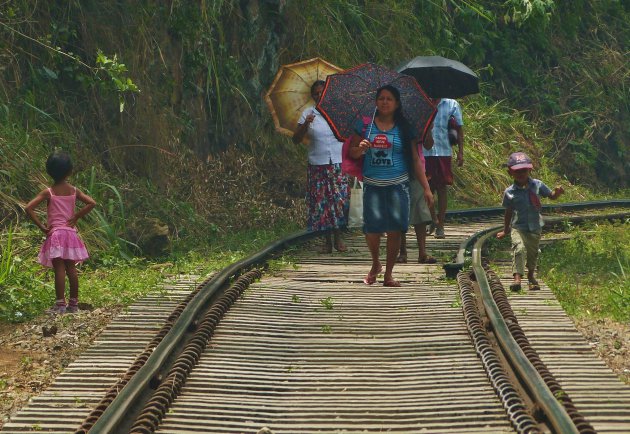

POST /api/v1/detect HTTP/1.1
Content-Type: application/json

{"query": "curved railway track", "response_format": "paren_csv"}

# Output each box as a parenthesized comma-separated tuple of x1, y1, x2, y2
(2, 201, 629, 434)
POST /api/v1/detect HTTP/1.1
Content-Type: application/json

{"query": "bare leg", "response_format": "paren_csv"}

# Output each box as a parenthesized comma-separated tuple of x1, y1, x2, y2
(320, 232, 333, 253)
(363, 232, 383, 284)
(397, 232, 408, 263)
(436, 185, 448, 229)
(413, 224, 427, 260)
(52, 258, 66, 301)
(365, 233, 382, 276)
(333, 229, 347, 252)
(65, 260, 79, 300)
(429, 191, 438, 225)
(384, 231, 401, 285)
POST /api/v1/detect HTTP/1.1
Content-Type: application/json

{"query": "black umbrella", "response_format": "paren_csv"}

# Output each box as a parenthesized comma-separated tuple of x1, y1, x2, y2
(396, 56, 479, 99)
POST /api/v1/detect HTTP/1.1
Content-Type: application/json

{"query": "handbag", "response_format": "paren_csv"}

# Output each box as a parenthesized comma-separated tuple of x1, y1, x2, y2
(341, 116, 373, 181)
(348, 178, 364, 228)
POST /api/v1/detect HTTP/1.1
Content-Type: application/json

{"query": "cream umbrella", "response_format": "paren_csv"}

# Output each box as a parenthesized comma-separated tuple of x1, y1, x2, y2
(265, 57, 343, 137)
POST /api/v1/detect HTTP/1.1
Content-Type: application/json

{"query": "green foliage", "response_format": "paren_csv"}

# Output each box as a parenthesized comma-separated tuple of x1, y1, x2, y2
(540, 220, 630, 321)
(1, 0, 628, 325)
(0, 224, 54, 322)
(319, 296, 335, 310)
(80, 166, 136, 259)
(95, 50, 140, 112)
(0, 220, 300, 323)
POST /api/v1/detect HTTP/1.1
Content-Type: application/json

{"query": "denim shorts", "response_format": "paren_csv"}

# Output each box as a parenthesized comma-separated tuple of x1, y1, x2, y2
(363, 182, 410, 234)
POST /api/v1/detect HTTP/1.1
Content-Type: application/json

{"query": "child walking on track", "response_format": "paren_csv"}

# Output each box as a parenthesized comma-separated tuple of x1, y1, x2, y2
(496, 152, 564, 292)
(25, 151, 96, 314)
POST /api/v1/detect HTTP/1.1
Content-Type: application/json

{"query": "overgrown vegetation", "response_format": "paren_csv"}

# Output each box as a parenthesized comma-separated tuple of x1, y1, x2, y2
(0, 219, 300, 322)
(539, 220, 630, 322)
(0, 1, 628, 322)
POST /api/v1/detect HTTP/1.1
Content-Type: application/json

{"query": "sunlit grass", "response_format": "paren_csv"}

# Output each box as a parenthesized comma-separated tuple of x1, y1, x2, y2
(539, 220, 630, 322)
(0, 220, 301, 323)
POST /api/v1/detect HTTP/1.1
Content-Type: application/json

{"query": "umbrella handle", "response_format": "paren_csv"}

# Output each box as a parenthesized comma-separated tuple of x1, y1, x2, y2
(366, 107, 377, 139)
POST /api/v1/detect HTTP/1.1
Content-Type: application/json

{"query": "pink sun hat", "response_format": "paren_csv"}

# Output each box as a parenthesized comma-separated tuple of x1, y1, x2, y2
(506, 152, 533, 170)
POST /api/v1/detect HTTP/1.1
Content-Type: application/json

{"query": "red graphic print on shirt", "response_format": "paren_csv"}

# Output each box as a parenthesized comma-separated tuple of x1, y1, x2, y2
(371, 134, 392, 149)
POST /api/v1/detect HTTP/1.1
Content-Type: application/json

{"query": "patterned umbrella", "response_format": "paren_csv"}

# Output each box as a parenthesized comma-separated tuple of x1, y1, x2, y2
(316, 63, 435, 142)
(265, 57, 343, 137)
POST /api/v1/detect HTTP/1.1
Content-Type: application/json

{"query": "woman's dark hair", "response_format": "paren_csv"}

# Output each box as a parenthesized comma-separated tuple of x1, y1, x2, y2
(311, 80, 325, 93)
(375, 85, 415, 173)
(46, 151, 73, 182)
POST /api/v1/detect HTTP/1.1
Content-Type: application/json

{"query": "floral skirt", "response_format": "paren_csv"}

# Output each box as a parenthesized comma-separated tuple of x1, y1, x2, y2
(306, 163, 349, 232)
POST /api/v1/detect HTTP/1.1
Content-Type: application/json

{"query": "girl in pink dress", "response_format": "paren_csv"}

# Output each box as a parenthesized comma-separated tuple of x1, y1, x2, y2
(25, 151, 96, 314)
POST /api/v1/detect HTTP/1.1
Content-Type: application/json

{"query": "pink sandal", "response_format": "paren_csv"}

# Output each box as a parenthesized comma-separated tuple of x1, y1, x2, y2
(363, 266, 383, 285)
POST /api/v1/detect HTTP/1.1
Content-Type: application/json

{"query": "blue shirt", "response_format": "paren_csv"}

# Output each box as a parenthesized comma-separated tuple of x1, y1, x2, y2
(502, 178, 552, 233)
(354, 119, 409, 185)
(423, 98, 463, 157)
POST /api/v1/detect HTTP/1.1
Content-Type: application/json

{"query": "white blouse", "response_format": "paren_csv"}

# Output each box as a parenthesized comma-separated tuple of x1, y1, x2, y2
(298, 107, 343, 165)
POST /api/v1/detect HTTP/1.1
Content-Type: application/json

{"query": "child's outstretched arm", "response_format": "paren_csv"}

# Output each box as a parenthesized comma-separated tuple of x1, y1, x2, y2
(496, 208, 513, 239)
(549, 185, 564, 200)
(24, 189, 50, 234)
(67, 189, 96, 227)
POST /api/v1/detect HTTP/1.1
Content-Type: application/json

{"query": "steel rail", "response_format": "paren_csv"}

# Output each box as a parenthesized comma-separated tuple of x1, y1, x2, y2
(446, 199, 630, 219)
(86, 200, 628, 433)
(443, 199, 630, 277)
(471, 227, 580, 434)
(87, 229, 317, 434)
(466, 208, 628, 433)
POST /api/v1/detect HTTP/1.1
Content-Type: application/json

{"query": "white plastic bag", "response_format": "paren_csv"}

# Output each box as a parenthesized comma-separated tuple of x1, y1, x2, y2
(348, 178, 363, 228)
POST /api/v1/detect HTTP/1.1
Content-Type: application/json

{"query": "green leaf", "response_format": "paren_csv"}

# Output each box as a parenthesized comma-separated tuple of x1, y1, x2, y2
(42, 66, 58, 79)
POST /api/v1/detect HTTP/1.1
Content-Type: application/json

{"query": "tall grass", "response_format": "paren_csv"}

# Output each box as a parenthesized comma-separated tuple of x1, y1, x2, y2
(0, 225, 14, 287)
(81, 166, 136, 259)
(540, 221, 630, 322)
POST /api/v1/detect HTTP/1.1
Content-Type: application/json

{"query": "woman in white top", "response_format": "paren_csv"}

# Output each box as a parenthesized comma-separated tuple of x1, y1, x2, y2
(292, 80, 349, 253)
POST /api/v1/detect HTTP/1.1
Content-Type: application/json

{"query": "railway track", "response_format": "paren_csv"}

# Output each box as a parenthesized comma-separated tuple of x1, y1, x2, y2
(2, 201, 629, 433)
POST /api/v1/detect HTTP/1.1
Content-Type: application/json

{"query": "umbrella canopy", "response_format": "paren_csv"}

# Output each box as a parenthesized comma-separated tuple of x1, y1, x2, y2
(317, 63, 435, 142)
(396, 56, 479, 99)
(265, 57, 343, 136)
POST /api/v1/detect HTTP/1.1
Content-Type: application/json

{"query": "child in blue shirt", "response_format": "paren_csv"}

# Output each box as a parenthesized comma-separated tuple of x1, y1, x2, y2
(496, 152, 564, 291)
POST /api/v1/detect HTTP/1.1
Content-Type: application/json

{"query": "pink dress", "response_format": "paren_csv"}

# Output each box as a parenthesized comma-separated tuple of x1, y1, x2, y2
(38, 187, 89, 268)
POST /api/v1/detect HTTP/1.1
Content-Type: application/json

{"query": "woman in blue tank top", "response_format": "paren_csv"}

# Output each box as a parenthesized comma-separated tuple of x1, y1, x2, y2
(348, 85, 434, 287)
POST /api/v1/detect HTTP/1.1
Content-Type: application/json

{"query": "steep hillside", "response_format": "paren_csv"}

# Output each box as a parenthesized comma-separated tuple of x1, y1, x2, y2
(0, 1, 627, 250)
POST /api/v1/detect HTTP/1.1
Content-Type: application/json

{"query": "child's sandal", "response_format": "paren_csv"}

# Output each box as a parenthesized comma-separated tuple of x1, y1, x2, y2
(67, 298, 79, 313)
(46, 300, 66, 315)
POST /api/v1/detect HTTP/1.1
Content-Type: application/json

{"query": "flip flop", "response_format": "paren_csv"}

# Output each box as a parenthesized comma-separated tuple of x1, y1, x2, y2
(528, 282, 540, 291)
(334, 243, 348, 252)
(418, 256, 437, 264)
(383, 279, 401, 287)
(396, 254, 408, 263)
(363, 266, 383, 285)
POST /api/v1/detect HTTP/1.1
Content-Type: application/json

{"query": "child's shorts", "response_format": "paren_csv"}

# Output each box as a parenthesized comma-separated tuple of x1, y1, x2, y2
(409, 177, 433, 225)
(363, 182, 409, 234)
